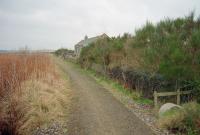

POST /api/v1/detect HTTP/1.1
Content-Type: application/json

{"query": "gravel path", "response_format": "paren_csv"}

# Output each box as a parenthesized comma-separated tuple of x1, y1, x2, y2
(58, 61, 155, 135)
(34, 123, 67, 135)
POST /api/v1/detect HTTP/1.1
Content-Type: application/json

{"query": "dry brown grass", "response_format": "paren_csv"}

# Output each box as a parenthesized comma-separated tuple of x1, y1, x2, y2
(158, 102, 200, 134)
(17, 65, 72, 135)
(0, 53, 54, 94)
(0, 53, 72, 135)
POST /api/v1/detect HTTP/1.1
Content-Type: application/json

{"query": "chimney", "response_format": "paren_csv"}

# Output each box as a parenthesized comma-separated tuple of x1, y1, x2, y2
(84, 35, 88, 40)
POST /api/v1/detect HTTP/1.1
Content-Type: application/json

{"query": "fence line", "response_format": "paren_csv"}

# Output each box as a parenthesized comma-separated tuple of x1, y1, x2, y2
(154, 89, 193, 108)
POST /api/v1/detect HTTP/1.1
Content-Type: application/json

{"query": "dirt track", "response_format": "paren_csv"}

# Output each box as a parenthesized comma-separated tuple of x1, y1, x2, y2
(58, 60, 155, 135)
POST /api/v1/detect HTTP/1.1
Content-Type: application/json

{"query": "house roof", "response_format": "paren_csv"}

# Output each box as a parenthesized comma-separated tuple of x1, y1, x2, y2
(75, 33, 109, 47)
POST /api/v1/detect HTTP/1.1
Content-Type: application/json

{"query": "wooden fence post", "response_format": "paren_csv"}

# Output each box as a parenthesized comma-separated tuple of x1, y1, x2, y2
(154, 91, 158, 109)
(177, 89, 180, 105)
(154, 90, 192, 108)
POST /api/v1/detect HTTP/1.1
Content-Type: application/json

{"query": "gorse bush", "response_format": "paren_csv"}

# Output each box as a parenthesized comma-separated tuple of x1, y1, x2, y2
(79, 12, 200, 100)
(79, 37, 111, 67)
(139, 13, 200, 83)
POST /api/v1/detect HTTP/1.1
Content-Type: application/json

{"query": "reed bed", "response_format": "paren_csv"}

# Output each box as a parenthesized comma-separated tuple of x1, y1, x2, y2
(0, 53, 56, 135)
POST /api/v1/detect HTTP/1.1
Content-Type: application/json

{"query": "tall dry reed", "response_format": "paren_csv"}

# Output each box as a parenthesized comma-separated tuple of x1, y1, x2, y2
(0, 53, 55, 135)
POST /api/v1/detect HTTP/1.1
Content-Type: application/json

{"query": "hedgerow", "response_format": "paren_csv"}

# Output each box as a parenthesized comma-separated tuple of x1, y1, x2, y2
(79, 12, 200, 101)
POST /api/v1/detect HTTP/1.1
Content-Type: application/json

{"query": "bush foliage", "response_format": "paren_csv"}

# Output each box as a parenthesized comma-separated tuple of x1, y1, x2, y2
(79, 12, 200, 100)
(54, 48, 74, 58)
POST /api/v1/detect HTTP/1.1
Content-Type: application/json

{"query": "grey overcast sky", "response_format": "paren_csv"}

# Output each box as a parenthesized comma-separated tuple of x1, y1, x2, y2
(0, 0, 200, 50)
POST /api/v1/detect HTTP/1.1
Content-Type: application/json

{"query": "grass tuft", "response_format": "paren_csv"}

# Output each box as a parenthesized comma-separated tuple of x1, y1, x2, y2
(158, 102, 200, 135)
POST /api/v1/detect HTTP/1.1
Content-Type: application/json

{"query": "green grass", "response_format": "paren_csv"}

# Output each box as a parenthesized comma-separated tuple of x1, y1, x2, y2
(136, 98, 153, 105)
(93, 72, 153, 105)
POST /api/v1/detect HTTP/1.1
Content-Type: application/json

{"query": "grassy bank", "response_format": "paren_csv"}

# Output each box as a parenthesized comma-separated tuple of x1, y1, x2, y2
(158, 102, 200, 135)
(0, 54, 72, 135)
(18, 63, 71, 134)
(86, 68, 153, 105)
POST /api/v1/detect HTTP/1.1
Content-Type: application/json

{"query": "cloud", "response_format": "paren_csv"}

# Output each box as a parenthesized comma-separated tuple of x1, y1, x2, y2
(0, 0, 200, 50)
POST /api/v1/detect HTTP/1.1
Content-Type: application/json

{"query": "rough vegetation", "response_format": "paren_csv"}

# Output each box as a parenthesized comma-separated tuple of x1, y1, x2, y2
(158, 102, 200, 135)
(54, 48, 74, 59)
(0, 53, 71, 135)
(79, 12, 200, 101)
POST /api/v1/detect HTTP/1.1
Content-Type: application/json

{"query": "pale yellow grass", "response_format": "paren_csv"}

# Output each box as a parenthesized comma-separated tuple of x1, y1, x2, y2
(15, 66, 72, 135)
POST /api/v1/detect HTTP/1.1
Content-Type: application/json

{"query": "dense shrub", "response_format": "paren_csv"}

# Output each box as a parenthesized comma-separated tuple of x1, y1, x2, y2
(78, 12, 200, 100)
(134, 13, 200, 87)
(108, 67, 165, 98)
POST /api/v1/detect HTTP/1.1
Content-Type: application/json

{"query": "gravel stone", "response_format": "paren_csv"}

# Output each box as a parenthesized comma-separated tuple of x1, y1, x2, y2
(33, 122, 67, 135)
